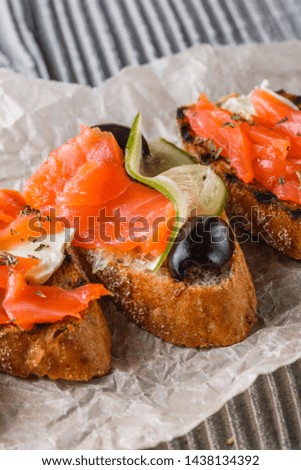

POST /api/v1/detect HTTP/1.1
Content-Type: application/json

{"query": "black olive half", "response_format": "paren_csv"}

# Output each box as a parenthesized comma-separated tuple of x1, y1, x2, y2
(167, 216, 235, 282)
(92, 123, 150, 156)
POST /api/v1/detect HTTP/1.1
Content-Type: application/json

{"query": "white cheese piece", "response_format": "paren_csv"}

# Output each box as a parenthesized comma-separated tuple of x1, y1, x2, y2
(221, 93, 255, 120)
(221, 80, 298, 120)
(9, 227, 74, 284)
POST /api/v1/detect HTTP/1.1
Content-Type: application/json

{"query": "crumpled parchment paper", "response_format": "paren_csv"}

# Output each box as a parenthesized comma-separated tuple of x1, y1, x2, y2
(1, 41, 301, 450)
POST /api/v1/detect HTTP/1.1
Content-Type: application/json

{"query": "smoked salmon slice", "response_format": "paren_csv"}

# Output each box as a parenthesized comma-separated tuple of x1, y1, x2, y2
(242, 123, 290, 161)
(1, 269, 110, 330)
(23, 125, 175, 256)
(0, 289, 9, 325)
(0, 256, 40, 289)
(0, 189, 28, 228)
(252, 88, 301, 157)
(186, 107, 254, 183)
(0, 187, 110, 330)
(186, 92, 301, 204)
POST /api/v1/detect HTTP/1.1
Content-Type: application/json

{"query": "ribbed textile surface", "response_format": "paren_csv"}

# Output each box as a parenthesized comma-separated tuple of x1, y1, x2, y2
(1, 0, 301, 450)
(1, 0, 301, 85)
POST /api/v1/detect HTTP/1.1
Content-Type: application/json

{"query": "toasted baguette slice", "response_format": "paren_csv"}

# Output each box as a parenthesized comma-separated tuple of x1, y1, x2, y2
(0, 254, 111, 381)
(177, 91, 301, 260)
(71, 224, 257, 349)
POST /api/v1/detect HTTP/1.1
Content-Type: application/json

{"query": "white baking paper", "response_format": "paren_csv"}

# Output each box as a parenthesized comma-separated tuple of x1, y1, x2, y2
(1, 41, 301, 450)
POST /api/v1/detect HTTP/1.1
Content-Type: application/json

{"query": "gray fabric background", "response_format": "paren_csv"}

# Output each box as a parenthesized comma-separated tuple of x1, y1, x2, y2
(0, 0, 301, 449)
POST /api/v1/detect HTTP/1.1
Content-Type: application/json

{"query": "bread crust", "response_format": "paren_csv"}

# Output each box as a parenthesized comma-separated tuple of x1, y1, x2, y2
(73, 238, 257, 348)
(0, 254, 111, 381)
(177, 91, 301, 259)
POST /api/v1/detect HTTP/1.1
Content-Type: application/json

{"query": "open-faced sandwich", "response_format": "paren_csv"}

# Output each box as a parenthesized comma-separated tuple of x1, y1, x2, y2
(177, 81, 301, 259)
(0, 190, 111, 381)
(22, 116, 257, 349)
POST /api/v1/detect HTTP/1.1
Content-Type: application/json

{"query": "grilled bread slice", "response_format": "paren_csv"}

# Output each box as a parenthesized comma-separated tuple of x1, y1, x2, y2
(19, 122, 257, 350)
(0, 254, 111, 381)
(177, 91, 301, 260)
(71, 227, 257, 349)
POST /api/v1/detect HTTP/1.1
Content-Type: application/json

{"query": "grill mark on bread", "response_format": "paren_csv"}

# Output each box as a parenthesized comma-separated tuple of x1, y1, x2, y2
(225, 173, 239, 183)
(293, 96, 301, 106)
(176, 107, 186, 120)
(253, 190, 275, 204)
(180, 124, 194, 142)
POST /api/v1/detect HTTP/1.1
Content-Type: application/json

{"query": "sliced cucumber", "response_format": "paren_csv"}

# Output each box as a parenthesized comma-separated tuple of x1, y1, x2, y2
(143, 137, 196, 176)
(125, 113, 227, 272)
(159, 165, 226, 217)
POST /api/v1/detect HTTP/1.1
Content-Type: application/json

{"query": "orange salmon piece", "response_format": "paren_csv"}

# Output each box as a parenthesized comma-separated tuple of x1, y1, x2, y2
(23, 126, 175, 256)
(186, 106, 254, 183)
(252, 88, 301, 158)
(1, 269, 110, 329)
